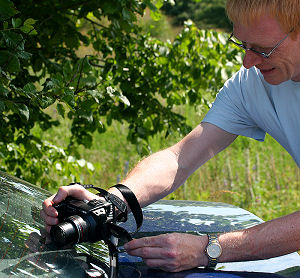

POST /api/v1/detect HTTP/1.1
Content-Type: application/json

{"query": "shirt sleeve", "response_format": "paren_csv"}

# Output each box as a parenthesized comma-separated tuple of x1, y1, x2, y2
(202, 67, 266, 141)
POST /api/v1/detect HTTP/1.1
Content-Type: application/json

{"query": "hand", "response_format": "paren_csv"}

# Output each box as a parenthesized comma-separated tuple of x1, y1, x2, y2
(124, 233, 209, 272)
(40, 184, 99, 234)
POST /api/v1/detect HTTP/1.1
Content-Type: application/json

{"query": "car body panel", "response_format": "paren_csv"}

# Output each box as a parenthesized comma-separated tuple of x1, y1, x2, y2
(0, 170, 300, 277)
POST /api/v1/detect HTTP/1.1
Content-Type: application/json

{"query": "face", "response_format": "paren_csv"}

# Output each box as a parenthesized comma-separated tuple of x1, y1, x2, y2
(233, 14, 300, 85)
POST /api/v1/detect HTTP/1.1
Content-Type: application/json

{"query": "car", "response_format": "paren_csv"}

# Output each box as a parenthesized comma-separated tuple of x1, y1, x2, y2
(0, 170, 300, 278)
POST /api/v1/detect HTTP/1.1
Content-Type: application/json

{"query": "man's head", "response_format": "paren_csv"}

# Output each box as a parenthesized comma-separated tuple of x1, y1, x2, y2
(226, 0, 300, 85)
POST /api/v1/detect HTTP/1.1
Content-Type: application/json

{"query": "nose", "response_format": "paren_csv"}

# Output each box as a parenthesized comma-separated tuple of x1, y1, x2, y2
(242, 50, 264, 69)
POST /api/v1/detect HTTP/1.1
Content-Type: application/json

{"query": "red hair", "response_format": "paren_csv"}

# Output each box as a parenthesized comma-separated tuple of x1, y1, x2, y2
(226, 0, 300, 38)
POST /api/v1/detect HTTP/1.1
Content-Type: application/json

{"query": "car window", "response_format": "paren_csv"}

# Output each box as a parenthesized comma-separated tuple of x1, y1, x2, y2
(0, 171, 111, 277)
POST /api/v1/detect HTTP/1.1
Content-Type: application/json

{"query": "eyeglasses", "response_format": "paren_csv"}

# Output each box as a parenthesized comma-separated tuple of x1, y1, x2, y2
(228, 31, 292, 59)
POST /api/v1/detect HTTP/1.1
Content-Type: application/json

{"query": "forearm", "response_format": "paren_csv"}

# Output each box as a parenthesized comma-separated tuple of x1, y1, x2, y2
(219, 211, 300, 262)
(110, 148, 187, 208)
(109, 123, 237, 208)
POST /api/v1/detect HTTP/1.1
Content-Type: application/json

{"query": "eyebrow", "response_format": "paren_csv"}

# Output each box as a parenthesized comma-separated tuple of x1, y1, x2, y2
(233, 34, 273, 49)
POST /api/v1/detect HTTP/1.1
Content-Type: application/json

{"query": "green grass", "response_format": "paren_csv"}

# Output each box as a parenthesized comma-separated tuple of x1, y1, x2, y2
(41, 104, 299, 222)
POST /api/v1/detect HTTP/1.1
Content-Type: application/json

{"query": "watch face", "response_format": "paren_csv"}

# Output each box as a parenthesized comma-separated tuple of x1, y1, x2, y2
(207, 243, 222, 258)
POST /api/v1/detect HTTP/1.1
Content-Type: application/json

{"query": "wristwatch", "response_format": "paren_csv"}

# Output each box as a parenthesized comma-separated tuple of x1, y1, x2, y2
(205, 233, 222, 268)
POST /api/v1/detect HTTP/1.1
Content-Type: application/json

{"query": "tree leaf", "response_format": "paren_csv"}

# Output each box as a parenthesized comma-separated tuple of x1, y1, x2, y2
(62, 89, 75, 108)
(0, 100, 5, 113)
(7, 53, 20, 73)
(23, 82, 36, 95)
(3, 21, 8, 29)
(122, 9, 131, 21)
(0, 84, 9, 97)
(0, 0, 19, 21)
(0, 50, 10, 65)
(39, 96, 55, 109)
(15, 103, 29, 121)
(23, 18, 36, 25)
(1, 31, 24, 49)
(16, 50, 32, 60)
(20, 24, 37, 35)
(117, 93, 130, 106)
(12, 17, 22, 28)
(20, 18, 37, 35)
(56, 103, 65, 118)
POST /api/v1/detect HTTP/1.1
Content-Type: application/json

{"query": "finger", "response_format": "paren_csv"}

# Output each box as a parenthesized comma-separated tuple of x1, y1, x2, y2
(52, 186, 71, 203)
(39, 228, 52, 244)
(126, 246, 166, 259)
(53, 184, 98, 203)
(40, 210, 59, 226)
(43, 220, 56, 234)
(42, 198, 57, 217)
(44, 224, 52, 234)
(125, 235, 163, 251)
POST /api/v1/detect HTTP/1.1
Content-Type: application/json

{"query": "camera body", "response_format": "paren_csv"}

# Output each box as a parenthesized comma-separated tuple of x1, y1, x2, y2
(50, 197, 115, 246)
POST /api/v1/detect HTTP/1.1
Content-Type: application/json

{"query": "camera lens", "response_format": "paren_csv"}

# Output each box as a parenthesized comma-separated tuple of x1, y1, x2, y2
(51, 215, 89, 246)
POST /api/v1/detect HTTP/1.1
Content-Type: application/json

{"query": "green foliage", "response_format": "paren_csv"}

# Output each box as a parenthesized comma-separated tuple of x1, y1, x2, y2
(162, 0, 232, 31)
(0, 139, 95, 190)
(140, 12, 175, 41)
(0, 0, 240, 188)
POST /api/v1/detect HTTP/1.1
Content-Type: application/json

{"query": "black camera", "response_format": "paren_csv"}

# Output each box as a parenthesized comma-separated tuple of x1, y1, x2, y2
(49, 184, 143, 278)
(50, 197, 115, 246)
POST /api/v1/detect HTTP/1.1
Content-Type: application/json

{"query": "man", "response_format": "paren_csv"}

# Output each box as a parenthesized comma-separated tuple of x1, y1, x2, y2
(41, 0, 300, 272)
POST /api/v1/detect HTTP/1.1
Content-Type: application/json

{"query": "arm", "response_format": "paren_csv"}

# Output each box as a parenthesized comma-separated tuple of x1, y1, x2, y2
(219, 210, 300, 262)
(110, 122, 237, 207)
(41, 122, 236, 231)
(125, 211, 300, 272)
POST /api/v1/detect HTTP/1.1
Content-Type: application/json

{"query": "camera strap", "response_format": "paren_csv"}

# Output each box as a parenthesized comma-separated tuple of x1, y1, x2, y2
(111, 184, 143, 233)
(75, 183, 143, 235)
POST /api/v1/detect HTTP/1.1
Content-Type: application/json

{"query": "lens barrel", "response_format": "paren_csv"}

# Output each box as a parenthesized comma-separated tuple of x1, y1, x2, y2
(50, 215, 89, 246)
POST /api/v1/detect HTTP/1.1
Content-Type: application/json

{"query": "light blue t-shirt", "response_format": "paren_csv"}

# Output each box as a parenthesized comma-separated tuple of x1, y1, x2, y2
(203, 66, 300, 167)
